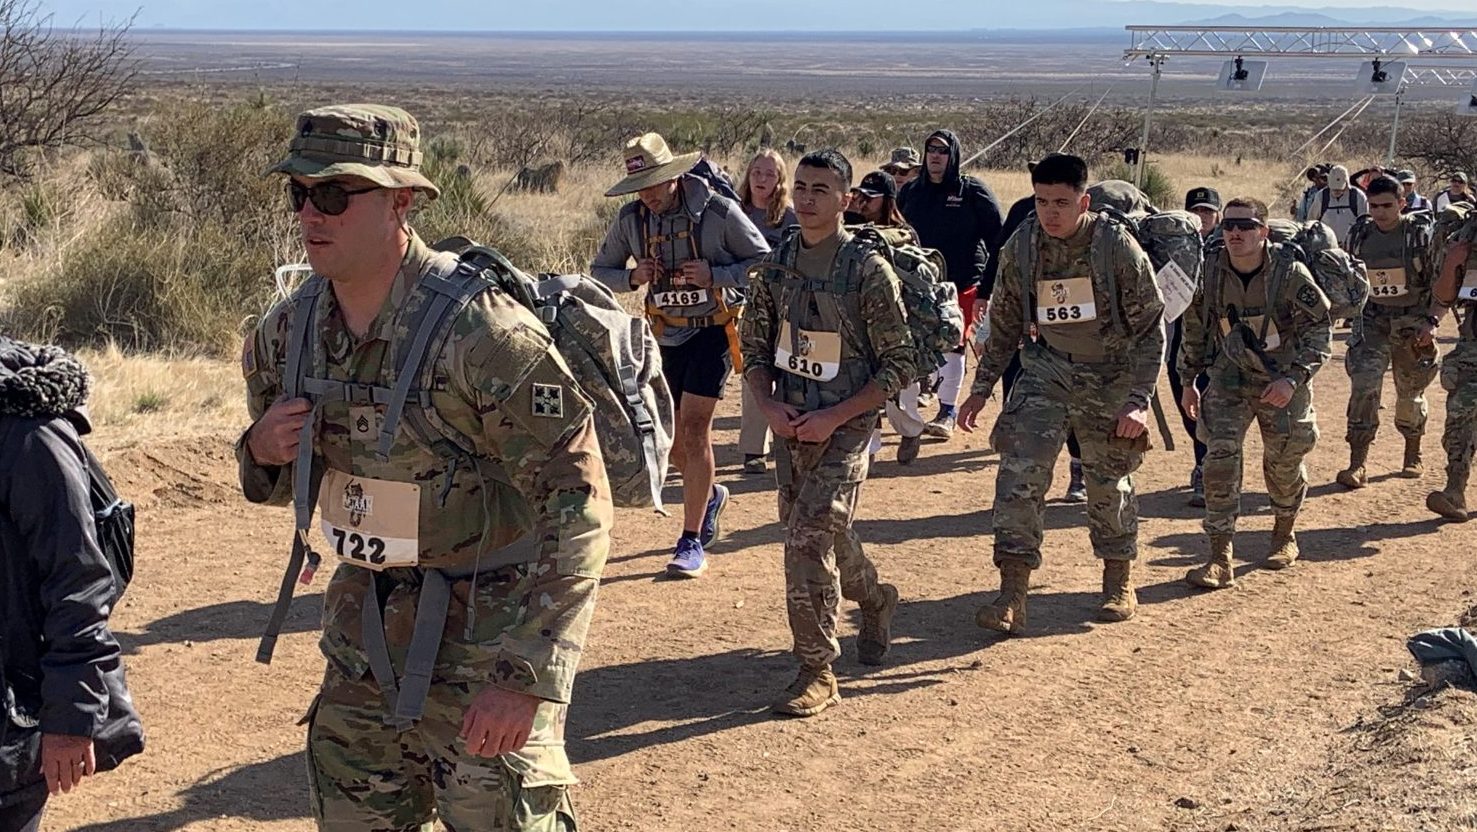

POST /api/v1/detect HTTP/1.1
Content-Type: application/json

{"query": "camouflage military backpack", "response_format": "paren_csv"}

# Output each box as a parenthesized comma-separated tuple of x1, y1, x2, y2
(431, 241, 675, 512)
(1431, 202, 1475, 278)
(1098, 207, 1204, 312)
(1345, 211, 1434, 275)
(840, 224, 964, 383)
(1266, 218, 1369, 321)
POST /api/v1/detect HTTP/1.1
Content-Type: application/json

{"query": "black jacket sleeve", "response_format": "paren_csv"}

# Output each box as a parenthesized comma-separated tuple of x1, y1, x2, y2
(970, 179, 1006, 296)
(11, 420, 119, 738)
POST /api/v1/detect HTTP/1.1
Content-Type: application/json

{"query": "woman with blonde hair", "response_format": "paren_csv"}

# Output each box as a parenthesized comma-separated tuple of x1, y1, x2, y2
(738, 148, 798, 248)
(736, 149, 798, 473)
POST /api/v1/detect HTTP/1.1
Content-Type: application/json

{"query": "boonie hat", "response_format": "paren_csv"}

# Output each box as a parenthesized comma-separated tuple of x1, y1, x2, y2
(881, 147, 921, 172)
(605, 133, 702, 197)
(268, 104, 439, 198)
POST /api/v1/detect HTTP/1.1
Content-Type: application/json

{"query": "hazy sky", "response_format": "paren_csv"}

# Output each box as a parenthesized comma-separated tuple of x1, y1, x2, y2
(42, 0, 1475, 31)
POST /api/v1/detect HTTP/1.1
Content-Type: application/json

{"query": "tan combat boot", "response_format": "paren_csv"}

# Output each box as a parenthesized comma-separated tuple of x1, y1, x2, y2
(976, 560, 1031, 634)
(857, 583, 900, 666)
(1185, 535, 1236, 589)
(1400, 436, 1424, 478)
(1265, 516, 1300, 569)
(1099, 560, 1137, 622)
(1426, 489, 1470, 522)
(1336, 442, 1370, 490)
(772, 666, 840, 717)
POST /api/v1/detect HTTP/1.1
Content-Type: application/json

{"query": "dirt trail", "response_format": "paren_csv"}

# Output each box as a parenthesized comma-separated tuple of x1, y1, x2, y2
(50, 334, 1477, 831)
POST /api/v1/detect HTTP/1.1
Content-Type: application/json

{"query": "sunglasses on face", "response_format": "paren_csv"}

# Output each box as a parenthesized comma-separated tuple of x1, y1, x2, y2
(1221, 218, 1264, 232)
(287, 180, 381, 216)
(925, 146, 950, 156)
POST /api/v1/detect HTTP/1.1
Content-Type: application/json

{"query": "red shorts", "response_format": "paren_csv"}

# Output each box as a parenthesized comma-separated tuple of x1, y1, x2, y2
(958, 285, 979, 347)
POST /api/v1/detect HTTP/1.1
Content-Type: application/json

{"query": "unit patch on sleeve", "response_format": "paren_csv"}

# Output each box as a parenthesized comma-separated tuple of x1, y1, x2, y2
(532, 383, 565, 418)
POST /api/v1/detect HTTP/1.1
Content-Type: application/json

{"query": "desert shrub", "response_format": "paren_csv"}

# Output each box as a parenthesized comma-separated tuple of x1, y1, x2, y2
(1100, 160, 1176, 210)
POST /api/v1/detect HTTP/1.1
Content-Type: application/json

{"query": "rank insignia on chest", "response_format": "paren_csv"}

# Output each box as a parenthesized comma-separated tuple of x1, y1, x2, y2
(532, 383, 565, 418)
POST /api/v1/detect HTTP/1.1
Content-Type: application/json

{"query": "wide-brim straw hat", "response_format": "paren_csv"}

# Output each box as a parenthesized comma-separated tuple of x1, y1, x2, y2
(605, 132, 701, 197)
(267, 103, 440, 199)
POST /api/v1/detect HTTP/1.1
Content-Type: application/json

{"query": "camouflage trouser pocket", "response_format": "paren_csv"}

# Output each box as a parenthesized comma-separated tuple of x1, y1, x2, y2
(1106, 431, 1152, 453)
(1441, 359, 1464, 393)
(990, 392, 1028, 454)
(510, 772, 578, 831)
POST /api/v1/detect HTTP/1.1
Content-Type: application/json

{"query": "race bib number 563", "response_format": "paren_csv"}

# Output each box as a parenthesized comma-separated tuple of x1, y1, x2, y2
(1036, 277, 1098, 325)
(319, 470, 421, 570)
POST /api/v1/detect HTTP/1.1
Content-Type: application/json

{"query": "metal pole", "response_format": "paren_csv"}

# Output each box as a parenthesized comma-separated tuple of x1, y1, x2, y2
(1386, 86, 1404, 166)
(1136, 55, 1164, 188)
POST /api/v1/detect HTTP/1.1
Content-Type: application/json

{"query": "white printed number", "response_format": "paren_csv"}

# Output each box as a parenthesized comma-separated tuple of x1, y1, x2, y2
(330, 528, 387, 565)
(1041, 305, 1085, 323)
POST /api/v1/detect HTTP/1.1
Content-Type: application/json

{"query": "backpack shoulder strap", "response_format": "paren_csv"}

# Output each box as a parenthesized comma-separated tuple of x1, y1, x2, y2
(1320, 188, 1331, 214)
(1090, 212, 1131, 336)
(1017, 215, 1038, 329)
(283, 276, 327, 401)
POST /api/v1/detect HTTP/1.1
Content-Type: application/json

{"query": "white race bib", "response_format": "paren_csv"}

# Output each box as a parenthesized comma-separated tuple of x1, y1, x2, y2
(653, 288, 710, 308)
(775, 322, 841, 382)
(1036, 277, 1098, 325)
(1368, 267, 1408, 299)
(1157, 261, 1197, 323)
(1459, 269, 1477, 302)
(319, 470, 421, 570)
(1222, 316, 1281, 350)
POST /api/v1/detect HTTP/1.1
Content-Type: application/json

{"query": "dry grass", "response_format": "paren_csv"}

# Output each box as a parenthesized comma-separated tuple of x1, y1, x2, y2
(77, 342, 245, 441)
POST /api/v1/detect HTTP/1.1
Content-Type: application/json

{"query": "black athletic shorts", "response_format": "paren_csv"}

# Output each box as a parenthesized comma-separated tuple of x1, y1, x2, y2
(660, 324, 733, 409)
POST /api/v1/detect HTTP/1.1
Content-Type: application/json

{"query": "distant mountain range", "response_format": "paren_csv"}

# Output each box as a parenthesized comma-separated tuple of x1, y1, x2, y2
(1187, 10, 1475, 27)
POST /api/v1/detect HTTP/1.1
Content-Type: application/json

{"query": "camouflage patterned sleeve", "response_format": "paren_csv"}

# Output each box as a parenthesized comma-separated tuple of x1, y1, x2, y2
(1177, 277, 1210, 383)
(1285, 263, 1333, 384)
(1111, 233, 1166, 406)
(739, 262, 779, 386)
(451, 296, 613, 704)
(857, 253, 915, 397)
(590, 205, 640, 293)
(971, 226, 1027, 396)
(237, 303, 294, 506)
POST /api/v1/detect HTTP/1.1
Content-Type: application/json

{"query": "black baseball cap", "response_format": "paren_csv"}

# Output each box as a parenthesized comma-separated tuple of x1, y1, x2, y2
(1185, 186, 1222, 212)
(853, 170, 897, 199)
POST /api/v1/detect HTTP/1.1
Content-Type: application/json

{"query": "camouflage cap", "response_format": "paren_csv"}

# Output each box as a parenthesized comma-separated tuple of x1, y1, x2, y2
(881, 146, 921, 172)
(267, 104, 440, 199)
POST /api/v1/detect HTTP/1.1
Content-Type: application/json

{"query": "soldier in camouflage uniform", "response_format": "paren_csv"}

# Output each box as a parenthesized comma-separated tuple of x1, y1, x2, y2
(1179, 197, 1332, 588)
(1427, 214, 1477, 522)
(238, 105, 611, 830)
(958, 154, 1165, 633)
(741, 149, 911, 717)
(1338, 176, 1443, 488)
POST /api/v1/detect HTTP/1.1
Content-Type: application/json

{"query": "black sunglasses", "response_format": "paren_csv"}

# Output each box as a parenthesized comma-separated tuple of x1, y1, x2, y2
(287, 181, 381, 216)
(1222, 218, 1264, 231)
(925, 145, 950, 155)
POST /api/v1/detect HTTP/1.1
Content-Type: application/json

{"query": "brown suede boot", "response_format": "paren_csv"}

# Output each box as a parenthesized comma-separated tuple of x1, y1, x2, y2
(1265, 516, 1300, 569)
(857, 583, 899, 666)
(1400, 436, 1424, 478)
(1185, 535, 1236, 589)
(1336, 442, 1370, 490)
(976, 560, 1031, 634)
(1426, 489, 1470, 522)
(1098, 560, 1137, 622)
(771, 666, 840, 717)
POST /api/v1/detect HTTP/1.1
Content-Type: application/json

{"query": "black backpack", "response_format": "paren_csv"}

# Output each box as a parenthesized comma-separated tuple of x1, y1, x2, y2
(80, 442, 135, 602)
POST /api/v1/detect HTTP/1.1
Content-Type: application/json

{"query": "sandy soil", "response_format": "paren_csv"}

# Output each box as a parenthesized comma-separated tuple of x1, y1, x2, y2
(45, 327, 1477, 832)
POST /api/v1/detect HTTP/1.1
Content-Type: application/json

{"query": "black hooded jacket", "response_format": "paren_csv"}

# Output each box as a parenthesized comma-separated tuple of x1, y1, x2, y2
(897, 129, 1005, 296)
(0, 338, 143, 807)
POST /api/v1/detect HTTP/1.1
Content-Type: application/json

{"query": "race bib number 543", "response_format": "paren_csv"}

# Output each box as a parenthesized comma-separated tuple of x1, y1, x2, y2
(319, 470, 421, 570)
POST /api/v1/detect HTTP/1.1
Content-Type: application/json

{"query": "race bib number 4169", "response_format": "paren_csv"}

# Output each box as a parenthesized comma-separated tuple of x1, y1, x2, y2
(319, 470, 421, 570)
(653, 288, 710, 308)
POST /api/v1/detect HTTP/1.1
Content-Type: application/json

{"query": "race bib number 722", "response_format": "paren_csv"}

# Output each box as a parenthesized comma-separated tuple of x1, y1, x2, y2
(319, 470, 421, 570)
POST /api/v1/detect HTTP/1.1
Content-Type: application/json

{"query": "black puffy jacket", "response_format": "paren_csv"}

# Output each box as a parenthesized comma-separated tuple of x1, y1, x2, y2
(898, 129, 1005, 296)
(0, 338, 143, 808)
